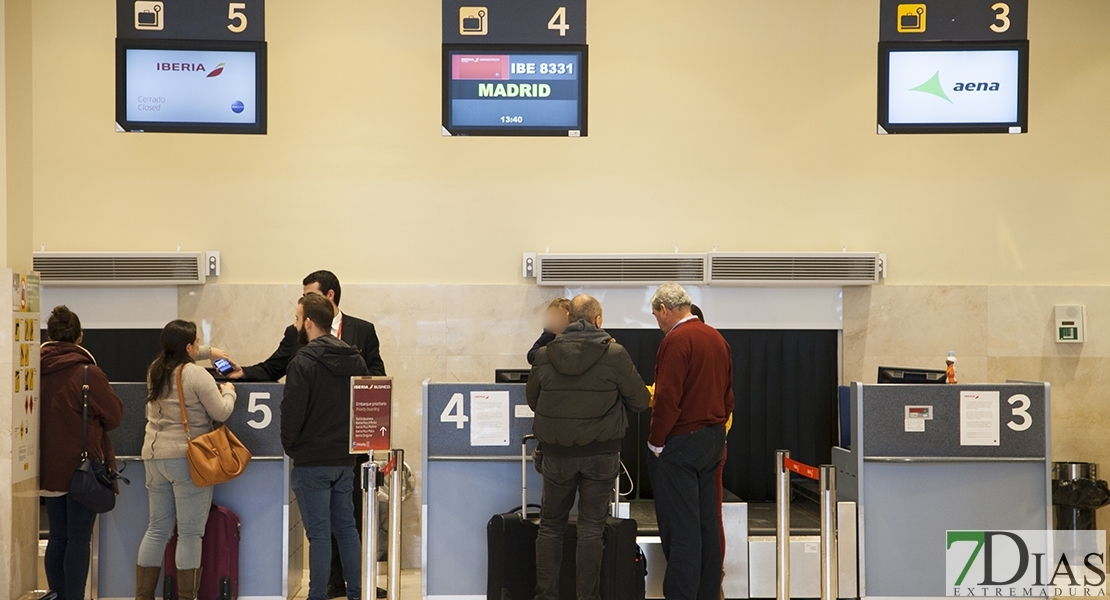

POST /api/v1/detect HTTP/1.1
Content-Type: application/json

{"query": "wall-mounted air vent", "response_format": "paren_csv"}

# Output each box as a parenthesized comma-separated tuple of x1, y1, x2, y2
(33, 252, 206, 286)
(708, 252, 884, 286)
(536, 254, 707, 287)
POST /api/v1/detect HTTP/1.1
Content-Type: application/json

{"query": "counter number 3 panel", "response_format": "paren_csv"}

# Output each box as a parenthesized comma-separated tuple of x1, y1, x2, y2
(442, 0, 587, 137)
(877, 0, 1028, 134)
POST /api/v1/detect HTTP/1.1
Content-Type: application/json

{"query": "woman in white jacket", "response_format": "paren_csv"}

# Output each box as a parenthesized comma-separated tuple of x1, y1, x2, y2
(134, 320, 237, 600)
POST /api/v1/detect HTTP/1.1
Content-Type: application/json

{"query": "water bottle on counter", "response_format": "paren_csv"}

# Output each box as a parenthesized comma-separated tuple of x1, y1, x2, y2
(945, 351, 957, 384)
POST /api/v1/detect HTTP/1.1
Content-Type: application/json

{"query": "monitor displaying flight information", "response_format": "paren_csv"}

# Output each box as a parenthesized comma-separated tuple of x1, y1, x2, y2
(116, 39, 267, 134)
(878, 40, 1028, 134)
(442, 45, 588, 137)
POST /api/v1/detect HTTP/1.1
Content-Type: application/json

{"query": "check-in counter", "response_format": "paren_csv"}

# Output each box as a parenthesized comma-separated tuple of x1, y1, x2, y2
(420, 381, 858, 600)
(95, 383, 303, 600)
(834, 382, 1051, 599)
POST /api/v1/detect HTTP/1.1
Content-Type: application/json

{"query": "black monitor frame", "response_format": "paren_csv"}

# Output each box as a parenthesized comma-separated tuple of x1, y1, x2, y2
(877, 366, 948, 384)
(494, 369, 530, 384)
(442, 43, 588, 137)
(115, 38, 268, 135)
(878, 39, 1029, 135)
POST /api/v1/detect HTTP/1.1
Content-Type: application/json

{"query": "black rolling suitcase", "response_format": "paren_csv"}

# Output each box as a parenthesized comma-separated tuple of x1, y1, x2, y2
(558, 508, 647, 600)
(488, 435, 648, 600)
(487, 435, 542, 600)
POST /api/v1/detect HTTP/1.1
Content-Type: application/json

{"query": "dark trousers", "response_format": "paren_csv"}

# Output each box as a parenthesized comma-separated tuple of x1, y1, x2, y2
(648, 425, 726, 600)
(535, 452, 620, 600)
(44, 494, 97, 600)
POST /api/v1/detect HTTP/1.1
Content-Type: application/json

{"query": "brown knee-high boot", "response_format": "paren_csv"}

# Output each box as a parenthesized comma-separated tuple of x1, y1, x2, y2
(176, 568, 202, 600)
(135, 565, 161, 600)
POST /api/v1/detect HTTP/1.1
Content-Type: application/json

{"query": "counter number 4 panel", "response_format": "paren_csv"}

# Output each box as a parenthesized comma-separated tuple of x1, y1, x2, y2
(442, 44, 588, 137)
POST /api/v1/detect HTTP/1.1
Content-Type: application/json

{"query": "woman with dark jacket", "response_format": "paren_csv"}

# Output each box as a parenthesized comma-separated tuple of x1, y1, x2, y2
(40, 306, 123, 600)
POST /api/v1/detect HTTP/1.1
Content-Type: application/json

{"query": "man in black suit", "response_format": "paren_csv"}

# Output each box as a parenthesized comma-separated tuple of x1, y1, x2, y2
(228, 270, 386, 599)
(230, 270, 386, 381)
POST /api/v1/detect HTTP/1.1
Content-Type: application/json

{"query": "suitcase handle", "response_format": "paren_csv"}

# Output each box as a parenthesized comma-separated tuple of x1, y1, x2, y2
(521, 434, 538, 519)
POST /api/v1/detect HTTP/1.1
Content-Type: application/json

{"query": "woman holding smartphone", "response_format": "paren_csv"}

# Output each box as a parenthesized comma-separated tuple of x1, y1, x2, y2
(134, 320, 237, 600)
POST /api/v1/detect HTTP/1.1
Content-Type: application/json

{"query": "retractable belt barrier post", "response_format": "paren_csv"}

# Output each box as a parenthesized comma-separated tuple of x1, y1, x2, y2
(819, 465, 838, 600)
(776, 451, 839, 600)
(775, 450, 790, 600)
(361, 461, 380, 600)
(388, 449, 404, 600)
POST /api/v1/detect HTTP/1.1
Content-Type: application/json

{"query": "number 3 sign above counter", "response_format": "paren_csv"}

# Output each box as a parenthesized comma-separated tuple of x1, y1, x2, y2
(118, 0, 265, 42)
(443, 0, 586, 45)
(879, 0, 1026, 42)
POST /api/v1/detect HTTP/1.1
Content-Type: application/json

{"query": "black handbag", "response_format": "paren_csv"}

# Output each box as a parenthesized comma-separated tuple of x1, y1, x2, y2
(68, 366, 122, 513)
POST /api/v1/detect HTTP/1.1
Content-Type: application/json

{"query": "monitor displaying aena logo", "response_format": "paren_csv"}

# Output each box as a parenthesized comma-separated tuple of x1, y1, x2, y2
(887, 49, 1019, 125)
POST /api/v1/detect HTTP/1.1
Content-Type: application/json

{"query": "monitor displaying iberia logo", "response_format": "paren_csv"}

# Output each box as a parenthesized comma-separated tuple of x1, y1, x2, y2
(126, 49, 256, 124)
(946, 530, 1106, 597)
(887, 49, 1019, 125)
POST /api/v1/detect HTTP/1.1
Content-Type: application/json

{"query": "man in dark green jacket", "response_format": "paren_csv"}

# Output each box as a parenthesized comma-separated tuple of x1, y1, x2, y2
(527, 294, 651, 600)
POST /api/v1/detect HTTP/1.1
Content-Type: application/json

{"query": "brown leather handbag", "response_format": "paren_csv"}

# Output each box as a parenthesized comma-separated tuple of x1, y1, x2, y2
(176, 366, 251, 487)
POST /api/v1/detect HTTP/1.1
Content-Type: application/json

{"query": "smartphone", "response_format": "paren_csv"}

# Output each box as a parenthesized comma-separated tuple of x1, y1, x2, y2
(213, 358, 234, 376)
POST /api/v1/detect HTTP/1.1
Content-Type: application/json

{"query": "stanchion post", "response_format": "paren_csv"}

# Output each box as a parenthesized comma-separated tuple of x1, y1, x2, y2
(776, 450, 791, 600)
(819, 464, 838, 600)
(361, 460, 379, 600)
(388, 449, 404, 600)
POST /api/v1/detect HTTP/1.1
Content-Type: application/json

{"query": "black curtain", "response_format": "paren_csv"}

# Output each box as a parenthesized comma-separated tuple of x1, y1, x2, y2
(44, 328, 162, 382)
(608, 329, 838, 502)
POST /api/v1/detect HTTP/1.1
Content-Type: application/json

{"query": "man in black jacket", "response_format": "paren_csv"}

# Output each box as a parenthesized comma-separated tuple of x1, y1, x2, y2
(526, 295, 651, 600)
(230, 270, 386, 381)
(230, 270, 386, 598)
(283, 294, 370, 600)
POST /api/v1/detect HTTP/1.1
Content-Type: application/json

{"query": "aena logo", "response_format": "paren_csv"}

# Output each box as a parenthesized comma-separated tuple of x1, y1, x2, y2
(909, 71, 1001, 104)
(154, 62, 225, 77)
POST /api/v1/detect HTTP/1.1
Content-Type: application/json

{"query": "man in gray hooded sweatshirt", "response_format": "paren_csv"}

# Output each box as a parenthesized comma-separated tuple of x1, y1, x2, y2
(527, 294, 651, 600)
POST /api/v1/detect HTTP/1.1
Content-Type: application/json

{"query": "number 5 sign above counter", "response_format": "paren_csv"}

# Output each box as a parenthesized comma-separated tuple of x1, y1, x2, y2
(117, 0, 265, 42)
(442, 0, 586, 45)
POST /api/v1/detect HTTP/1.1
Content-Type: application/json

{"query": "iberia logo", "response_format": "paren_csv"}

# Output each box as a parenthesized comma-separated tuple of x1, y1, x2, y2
(207, 63, 225, 78)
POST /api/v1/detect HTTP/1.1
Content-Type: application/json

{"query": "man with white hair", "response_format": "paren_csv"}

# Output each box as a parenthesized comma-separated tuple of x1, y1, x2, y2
(647, 282, 734, 600)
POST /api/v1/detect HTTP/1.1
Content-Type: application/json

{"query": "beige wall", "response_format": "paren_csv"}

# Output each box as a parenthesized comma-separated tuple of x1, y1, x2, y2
(25, 1, 1110, 285)
(844, 284, 1110, 537)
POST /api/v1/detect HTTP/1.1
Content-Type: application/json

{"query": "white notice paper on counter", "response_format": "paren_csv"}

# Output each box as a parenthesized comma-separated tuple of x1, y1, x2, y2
(960, 391, 1000, 446)
(470, 391, 510, 446)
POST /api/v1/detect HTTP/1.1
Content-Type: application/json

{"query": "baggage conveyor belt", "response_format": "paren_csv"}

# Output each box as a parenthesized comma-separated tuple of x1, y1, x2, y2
(628, 497, 857, 599)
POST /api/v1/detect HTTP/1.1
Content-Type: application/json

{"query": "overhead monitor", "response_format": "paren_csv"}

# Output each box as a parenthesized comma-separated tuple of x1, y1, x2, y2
(116, 38, 267, 134)
(878, 40, 1028, 134)
(442, 44, 588, 137)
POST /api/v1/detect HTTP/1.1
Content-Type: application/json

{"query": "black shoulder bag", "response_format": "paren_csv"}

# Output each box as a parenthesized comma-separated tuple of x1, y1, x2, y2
(68, 366, 118, 513)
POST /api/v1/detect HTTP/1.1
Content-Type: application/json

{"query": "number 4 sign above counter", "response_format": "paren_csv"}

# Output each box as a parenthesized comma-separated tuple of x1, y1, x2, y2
(443, 0, 586, 45)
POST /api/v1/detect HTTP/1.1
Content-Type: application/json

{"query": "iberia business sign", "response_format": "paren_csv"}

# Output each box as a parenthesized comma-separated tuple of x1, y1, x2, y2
(126, 48, 256, 123)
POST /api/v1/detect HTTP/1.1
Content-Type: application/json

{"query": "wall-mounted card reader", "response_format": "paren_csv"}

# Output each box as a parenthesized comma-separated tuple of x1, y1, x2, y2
(904, 405, 933, 432)
(1055, 305, 1086, 343)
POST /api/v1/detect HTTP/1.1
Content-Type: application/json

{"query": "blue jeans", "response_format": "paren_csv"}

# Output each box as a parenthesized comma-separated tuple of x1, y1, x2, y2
(292, 465, 362, 600)
(137, 458, 214, 570)
(44, 494, 97, 600)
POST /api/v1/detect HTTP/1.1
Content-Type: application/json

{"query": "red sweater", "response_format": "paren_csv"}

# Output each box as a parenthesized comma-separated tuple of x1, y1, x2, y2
(649, 318, 734, 448)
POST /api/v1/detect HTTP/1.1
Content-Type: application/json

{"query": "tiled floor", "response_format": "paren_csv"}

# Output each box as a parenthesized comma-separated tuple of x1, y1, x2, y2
(291, 569, 421, 600)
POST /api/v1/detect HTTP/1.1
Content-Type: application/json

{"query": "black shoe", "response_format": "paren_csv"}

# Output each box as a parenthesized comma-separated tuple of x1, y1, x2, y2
(377, 587, 387, 598)
(326, 585, 347, 599)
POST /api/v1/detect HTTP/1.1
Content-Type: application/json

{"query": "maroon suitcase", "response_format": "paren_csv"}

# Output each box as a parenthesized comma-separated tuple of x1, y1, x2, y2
(163, 505, 241, 600)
